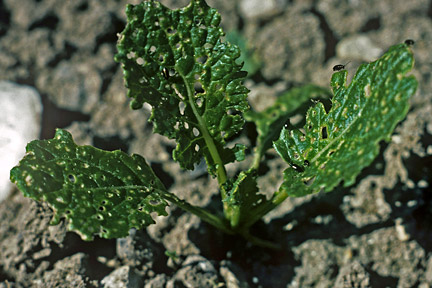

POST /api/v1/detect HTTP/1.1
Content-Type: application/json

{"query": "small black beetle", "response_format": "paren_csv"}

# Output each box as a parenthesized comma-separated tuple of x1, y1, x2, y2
(404, 39, 415, 46)
(333, 61, 351, 71)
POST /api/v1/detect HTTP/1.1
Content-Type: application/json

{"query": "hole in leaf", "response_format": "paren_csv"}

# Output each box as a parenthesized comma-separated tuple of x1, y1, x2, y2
(149, 200, 159, 206)
(194, 81, 204, 94)
(193, 127, 200, 136)
(304, 160, 310, 166)
(303, 176, 316, 186)
(197, 55, 208, 64)
(179, 102, 186, 115)
(150, 46, 156, 53)
(320, 164, 326, 169)
(68, 174, 76, 183)
(169, 68, 176, 77)
(136, 57, 145, 65)
(172, 84, 184, 99)
(99, 206, 105, 211)
(167, 27, 176, 34)
(195, 144, 200, 152)
(328, 150, 335, 157)
(321, 126, 328, 139)
(196, 97, 203, 107)
(204, 43, 213, 49)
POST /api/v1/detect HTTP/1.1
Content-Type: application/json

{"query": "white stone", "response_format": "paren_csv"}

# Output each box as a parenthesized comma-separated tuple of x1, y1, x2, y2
(101, 266, 130, 288)
(337, 35, 383, 62)
(0, 81, 42, 202)
(239, 0, 286, 19)
(418, 180, 428, 188)
(395, 218, 410, 241)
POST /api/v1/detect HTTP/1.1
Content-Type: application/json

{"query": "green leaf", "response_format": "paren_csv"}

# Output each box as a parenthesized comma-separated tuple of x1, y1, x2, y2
(223, 169, 266, 228)
(274, 43, 417, 197)
(225, 30, 261, 76)
(245, 85, 331, 163)
(10, 129, 168, 241)
(115, 0, 249, 173)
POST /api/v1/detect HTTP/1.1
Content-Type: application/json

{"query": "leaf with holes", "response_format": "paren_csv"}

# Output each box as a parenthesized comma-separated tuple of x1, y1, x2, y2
(115, 0, 249, 174)
(10, 129, 168, 241)
(274, 43, 417, 197)
(223, 169, 265, 228)
(245, 85, 331, 162)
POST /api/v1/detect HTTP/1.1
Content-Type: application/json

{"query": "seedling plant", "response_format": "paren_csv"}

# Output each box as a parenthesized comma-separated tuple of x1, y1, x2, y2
(10, 0, 417, 248)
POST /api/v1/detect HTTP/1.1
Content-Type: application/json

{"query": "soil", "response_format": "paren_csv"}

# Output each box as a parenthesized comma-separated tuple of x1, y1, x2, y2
(1, 0, 432, 287)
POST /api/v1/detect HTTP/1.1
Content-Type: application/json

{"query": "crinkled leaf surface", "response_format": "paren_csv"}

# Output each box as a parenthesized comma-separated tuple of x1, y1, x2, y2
(10, 129, 168, 240)
(223, 169, 265, 227)
(274, 43, 417, 197)
(245, 85, 330, 159)
(115, 0, 249, 173)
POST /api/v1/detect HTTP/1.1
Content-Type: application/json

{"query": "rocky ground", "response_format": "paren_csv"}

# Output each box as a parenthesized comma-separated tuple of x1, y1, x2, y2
(0, 0, 431, 287)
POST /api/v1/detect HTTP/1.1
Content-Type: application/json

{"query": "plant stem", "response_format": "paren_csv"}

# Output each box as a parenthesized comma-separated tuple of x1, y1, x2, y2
(156, 187, 234, 235)
(179, 73, 227, 187)
(240, 187, 289, 230)
(240, 230, 281, 250)
(251, 148, 262, 170)
(179, 73, 235, 220)
(158, 186, 283, 249)
(160, 186, 281, 249)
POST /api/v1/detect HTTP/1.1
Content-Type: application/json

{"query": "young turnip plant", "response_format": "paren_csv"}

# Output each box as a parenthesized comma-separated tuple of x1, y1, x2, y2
(10, 0, 417, 248)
